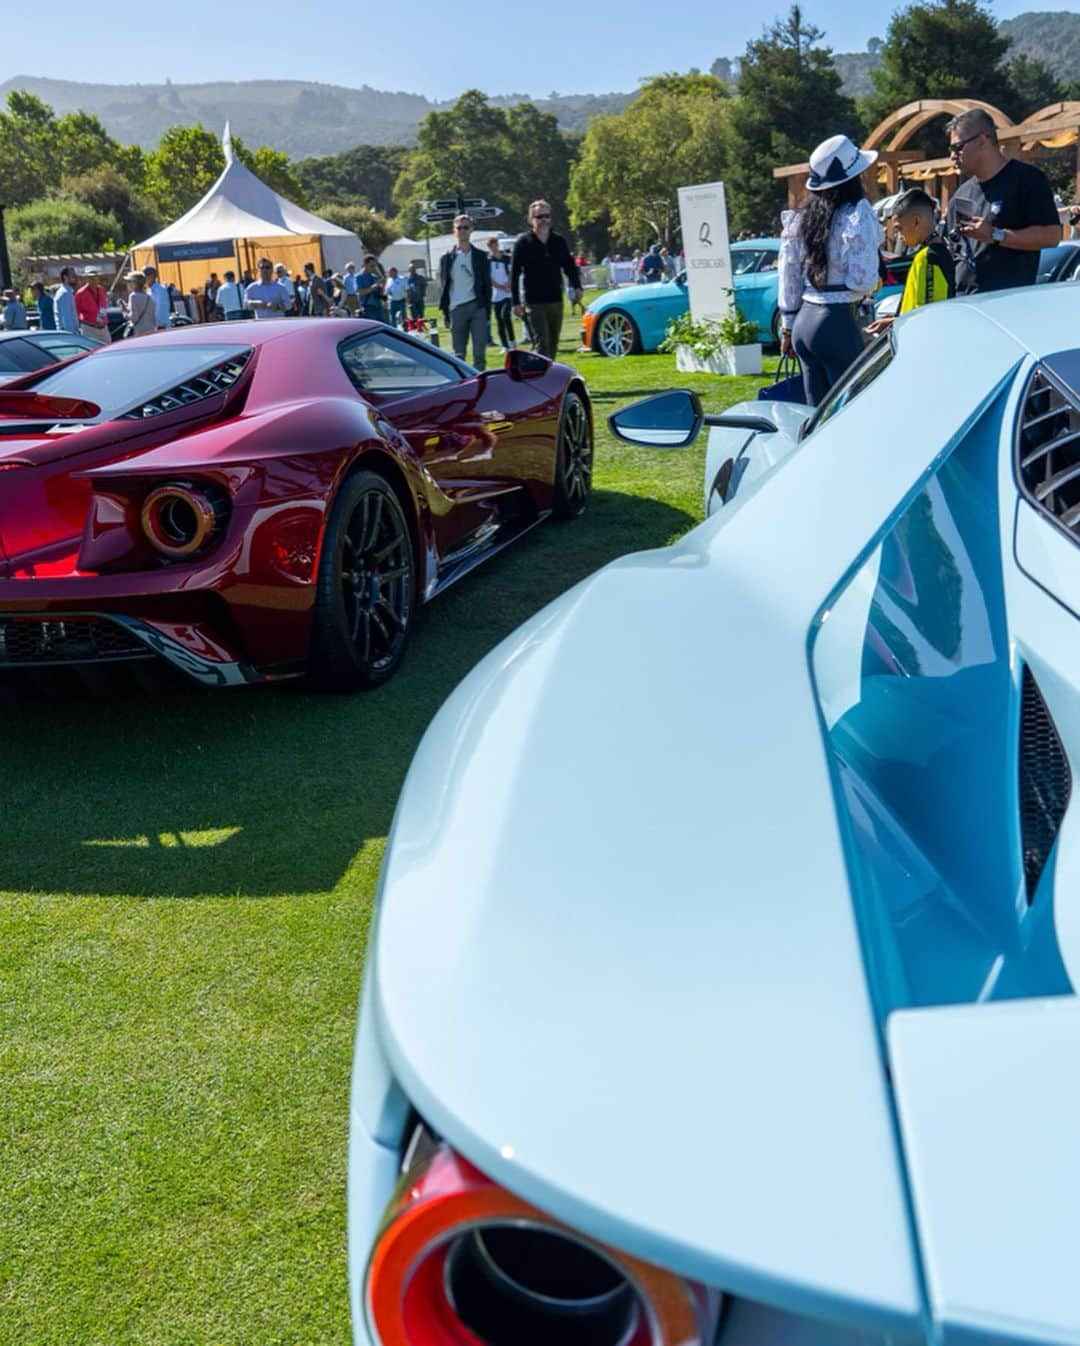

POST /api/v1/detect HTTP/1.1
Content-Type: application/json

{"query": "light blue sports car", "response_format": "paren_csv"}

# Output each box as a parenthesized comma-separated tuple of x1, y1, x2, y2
(350, 283, 1079, 1346)
(581, 238, 781, 357)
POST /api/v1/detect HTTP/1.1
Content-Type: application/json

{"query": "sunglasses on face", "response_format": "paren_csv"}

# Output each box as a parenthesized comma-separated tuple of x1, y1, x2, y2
(949, 132, 982, 156)
(533, 213, 551, 220)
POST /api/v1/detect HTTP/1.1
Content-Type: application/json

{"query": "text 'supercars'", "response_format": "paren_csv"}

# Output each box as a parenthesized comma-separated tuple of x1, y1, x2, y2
(350, 284, 1080, 1345)
(0, 320, 592, 689)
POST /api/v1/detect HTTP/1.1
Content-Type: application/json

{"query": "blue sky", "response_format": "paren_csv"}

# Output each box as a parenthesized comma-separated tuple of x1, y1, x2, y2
(2, 0, 1072, 100)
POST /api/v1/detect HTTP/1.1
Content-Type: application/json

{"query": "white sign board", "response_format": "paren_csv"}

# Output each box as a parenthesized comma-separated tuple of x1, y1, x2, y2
(677, 181, 734, 322)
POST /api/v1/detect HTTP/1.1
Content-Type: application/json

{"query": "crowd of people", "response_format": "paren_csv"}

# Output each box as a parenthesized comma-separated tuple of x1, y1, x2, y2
(0, 206, 587, 368)
(778, 109, 1062, 406)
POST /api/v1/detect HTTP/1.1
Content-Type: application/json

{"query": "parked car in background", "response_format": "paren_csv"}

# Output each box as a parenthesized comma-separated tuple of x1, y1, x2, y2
(0, 329, 100, 385)
(1037, 239, 1080, 283)
(581, 238, 781, 357)
(351, 282, 1080, 1346)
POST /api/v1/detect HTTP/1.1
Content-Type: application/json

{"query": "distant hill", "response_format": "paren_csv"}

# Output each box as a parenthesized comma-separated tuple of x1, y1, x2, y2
(0, 75, 631, 158)
(1000, 10, 1080, 83)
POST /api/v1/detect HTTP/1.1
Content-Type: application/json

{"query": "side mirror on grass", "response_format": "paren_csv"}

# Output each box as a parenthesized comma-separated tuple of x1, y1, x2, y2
(608, 390, 780, 448)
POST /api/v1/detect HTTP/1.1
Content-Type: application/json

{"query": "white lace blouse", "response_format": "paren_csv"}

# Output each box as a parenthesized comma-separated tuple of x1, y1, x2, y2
(778, 198, 884, 318)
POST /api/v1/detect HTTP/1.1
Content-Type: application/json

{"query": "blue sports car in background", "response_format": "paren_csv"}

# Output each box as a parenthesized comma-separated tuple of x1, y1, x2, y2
(581, 238, 781, 357)
(351, 282, 1080, 1346)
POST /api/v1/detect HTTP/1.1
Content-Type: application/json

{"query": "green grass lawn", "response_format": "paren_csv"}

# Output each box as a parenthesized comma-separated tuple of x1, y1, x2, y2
(0, 310, 776, 1345)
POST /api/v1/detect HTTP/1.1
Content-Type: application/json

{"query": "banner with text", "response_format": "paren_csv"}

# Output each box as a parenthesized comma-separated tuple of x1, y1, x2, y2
(677, 181, 733, 323)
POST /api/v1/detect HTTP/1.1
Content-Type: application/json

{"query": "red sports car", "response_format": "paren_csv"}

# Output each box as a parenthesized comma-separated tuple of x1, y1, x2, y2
(0, 320, 593, 689)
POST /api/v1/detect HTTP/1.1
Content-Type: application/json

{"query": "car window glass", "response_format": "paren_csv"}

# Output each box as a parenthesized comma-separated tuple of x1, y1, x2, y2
(803, 335, 894, 437)
(732, 250, 764, 276)
(0, 339, 56, 373)
(339, 331, 466, 396)
(758, 251, 778, 271)
(33, 338, 91, 361)
(23, 344, 249, 418)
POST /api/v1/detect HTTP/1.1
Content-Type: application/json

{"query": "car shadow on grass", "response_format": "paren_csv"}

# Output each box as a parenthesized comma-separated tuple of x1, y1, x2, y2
(0, 489, 695, 900)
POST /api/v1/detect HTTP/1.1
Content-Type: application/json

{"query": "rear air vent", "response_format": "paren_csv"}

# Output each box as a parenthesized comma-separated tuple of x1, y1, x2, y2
(121, 349, 252, 420)
(1019, 667, 1072, 902)
(1016, 364, 1080, 539)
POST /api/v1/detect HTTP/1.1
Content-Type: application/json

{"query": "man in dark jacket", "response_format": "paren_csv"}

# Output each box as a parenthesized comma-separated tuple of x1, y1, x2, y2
(439, 215, 492, 368)
(510, 200, 581, 359)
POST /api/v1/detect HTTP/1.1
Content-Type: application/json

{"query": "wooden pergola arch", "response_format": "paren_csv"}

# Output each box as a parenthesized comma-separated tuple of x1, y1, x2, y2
(774, 96, 1080, 208)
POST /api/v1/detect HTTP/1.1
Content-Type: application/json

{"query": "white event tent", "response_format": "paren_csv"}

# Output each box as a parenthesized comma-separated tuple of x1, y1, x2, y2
(132, 126, 363, 291)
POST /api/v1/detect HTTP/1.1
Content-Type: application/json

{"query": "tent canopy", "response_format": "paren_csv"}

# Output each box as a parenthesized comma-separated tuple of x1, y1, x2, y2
(132, 125, 363, 287)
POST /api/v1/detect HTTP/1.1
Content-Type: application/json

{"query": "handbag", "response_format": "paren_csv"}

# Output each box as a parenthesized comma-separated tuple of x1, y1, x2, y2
(757, 353, 806, 404)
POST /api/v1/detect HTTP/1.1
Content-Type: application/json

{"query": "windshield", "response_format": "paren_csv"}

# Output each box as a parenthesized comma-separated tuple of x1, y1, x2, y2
(25, 344, 251, 419)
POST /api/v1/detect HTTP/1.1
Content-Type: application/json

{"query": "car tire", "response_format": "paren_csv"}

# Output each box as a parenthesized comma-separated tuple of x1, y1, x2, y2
(594, 308, 641, 358)
(307, 470, 416, 691)
(770, 308, 783, 347)
(552, 390, 593, 520)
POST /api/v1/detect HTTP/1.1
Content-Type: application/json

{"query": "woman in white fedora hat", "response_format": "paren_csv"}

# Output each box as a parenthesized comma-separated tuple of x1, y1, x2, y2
(777, 133, 884, 405)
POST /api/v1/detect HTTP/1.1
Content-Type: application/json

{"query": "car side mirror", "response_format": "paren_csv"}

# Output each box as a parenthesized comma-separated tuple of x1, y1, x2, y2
(506, 348, 549, 380)
(608, 389, 703, 447)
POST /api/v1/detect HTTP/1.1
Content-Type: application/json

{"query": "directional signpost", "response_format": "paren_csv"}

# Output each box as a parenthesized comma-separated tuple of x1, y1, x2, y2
(418, 194, 503, 226)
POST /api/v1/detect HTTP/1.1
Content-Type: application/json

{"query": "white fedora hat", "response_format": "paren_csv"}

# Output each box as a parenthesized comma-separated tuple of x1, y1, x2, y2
(806, 134, 878, 191)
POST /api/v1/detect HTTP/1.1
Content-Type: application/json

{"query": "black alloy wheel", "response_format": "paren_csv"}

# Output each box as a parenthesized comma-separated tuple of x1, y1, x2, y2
(308, 470, 416, 690)
(553, 390, 593, 520)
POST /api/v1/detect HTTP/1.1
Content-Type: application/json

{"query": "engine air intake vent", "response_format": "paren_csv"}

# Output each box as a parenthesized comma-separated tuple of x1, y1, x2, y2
(1019, 666, 1072, 902)
(121, 349, 252, 420)
(1016, 364, 1080, 539)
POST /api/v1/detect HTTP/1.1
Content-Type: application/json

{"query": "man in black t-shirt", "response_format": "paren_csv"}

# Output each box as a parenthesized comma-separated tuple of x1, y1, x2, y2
(945, 108, 1061, 294)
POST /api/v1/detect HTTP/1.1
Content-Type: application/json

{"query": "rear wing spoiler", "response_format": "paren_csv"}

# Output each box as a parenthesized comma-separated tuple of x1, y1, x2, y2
(0, 391, 101, 420)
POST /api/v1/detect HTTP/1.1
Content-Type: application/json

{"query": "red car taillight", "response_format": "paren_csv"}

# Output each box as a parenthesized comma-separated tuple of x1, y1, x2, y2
(366, 1139, 716, 1346)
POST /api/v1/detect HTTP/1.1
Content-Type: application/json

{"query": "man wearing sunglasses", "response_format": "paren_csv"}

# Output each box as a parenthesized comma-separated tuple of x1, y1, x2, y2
(510, 199, 581, 360)
(438, 215, 492, 369)
(944, 108, 1060, 295)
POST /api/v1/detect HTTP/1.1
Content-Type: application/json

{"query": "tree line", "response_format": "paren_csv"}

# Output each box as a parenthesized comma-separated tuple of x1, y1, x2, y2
(3, 0, 1076, 276)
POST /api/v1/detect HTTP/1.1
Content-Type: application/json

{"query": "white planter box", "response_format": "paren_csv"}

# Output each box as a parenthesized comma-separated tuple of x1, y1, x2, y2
(674, 344, 726, 374)
(723, 342, 763, 376)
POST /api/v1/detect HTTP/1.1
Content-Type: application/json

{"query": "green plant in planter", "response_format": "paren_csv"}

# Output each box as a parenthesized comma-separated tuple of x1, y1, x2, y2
(717, 303, 760, 348)
(659, 312, 725, 359)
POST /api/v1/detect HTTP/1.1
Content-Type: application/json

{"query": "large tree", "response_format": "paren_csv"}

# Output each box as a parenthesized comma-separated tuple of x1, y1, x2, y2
(62, 167, 162, 245)
(725, 7, 860, 235)
(0, 92, 134, 208)
(568, 73, 730, 248)
(394, 90, 577, 235)
(865, 0, 1013, 126)
(294, 145, 409, 216)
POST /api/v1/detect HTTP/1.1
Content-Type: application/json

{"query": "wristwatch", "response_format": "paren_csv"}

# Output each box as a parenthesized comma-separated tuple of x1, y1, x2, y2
(991, 227, 1006, 244)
